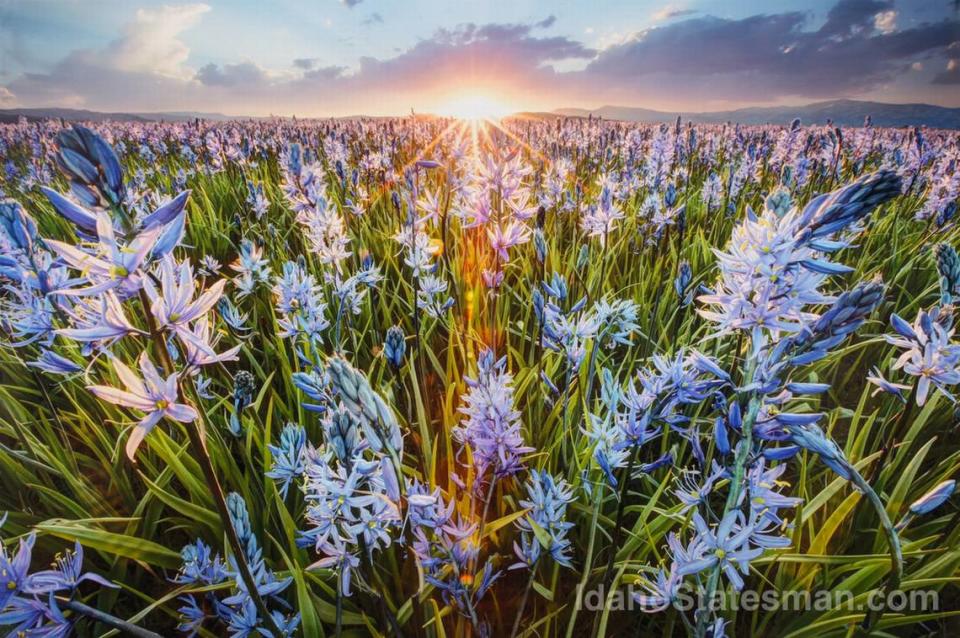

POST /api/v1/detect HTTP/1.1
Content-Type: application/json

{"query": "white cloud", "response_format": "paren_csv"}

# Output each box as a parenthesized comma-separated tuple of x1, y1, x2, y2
(595, 30, 633, 51)
(652, 4, 696, 22)
(92, 4, 210, 78)
(873, 10, 897, 35)
(0, 86, 15, 105)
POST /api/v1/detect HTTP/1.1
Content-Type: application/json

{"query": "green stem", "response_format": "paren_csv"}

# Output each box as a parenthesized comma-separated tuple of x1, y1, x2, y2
(57, 596, 163, 638)
(869, 385, 917, 483)
(464, 589, 481, 631)
(695, 386, 761, 638)
(565, 488, 602, 638)
(510, 566, 537, 638)
(336, 571, 343, 638)
(598, 445, 639, 599)
(136, 290, 282, 637)
(849, 462, 903, 633)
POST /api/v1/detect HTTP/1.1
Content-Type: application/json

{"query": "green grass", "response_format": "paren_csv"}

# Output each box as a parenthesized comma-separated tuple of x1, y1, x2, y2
(0, 118, 958, 636)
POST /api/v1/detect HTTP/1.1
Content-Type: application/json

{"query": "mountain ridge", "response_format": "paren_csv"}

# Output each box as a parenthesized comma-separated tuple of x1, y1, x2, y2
(2, 99, 958, 128)
(553, 99, 960, 129)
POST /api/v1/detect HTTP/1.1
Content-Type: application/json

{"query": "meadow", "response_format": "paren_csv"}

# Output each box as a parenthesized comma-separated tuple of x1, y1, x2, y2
(0, 113, 958, 637)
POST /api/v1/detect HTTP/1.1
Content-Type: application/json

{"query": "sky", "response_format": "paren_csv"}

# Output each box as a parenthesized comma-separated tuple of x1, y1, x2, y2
(0, 0, 958, 117)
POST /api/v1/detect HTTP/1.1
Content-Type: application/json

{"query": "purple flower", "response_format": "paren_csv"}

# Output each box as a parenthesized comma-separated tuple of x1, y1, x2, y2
(454, 348, 533, 486)
(0, 532, 35, 608)
(486, 220, 531, 262)
(0, 593, 71, 638)
(633, 566, 682, 612)
(179, 315, 241, 368)
(28, 350, 81, 375)
(674, 463, 724, 513)
(309, 535, 360, 596)
(866, 366, 911, 403)
(56, 291, 141, 343)
(676, 512, 762, 591)
(143, 255, 227, 336)
(909, 480, 955, 516)
(87, 352, 198, 460)
(266, 423, 308, 498)
(24, 541, 116, 594)
(47, 212, 160, 297)
(884, 307, 960, 405)
(512, 470, 575, 569)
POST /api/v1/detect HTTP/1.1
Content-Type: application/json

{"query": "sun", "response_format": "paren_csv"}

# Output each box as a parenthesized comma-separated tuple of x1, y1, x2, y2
(436, 93, 512, 120)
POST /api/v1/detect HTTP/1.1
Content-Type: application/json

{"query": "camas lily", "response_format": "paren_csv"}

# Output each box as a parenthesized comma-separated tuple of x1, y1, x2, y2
(87, 352, 198, 460)
(143, 255, 227, 336)
(47, 212, 160, 297)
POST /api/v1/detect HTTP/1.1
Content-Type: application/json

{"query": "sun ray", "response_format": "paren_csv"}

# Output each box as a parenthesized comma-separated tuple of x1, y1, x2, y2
(435, 92, 512, 121)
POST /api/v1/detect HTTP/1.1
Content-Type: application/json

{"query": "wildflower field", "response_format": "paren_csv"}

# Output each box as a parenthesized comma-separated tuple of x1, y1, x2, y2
(0, 114, 959, 638)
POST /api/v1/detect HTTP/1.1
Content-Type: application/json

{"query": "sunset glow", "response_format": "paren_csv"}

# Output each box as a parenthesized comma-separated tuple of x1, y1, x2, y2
(435, 93, 514, 120)
(1, 1, 956, 116)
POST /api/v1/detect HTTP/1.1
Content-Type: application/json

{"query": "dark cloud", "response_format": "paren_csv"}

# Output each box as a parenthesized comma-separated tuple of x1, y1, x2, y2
(535, 15, 556, 29)
(362, 12, 383, 26)
(293, 57, 319, 70)
(195, 62, 268, 87)
(425, 21, 594, 61)
(664, 9, 697, 19)
(819, 0, 891, 38)
(585, 1, 959, 101)
(340, 0, 362, 8)
(933, 61, 960, 84)
(7, 59, 194, 110)
(589, 13, 808, 78)
(302, 65, 347, 81)
(293, 20, 596, 109)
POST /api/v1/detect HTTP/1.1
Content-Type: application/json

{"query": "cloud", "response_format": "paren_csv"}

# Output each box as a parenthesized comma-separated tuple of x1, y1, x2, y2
(3, 11, 592, 114)
(302, 65, 347, 81)
(2, 0, 958, 115)
(195, 62, 269, 87)
(3, 3, 212, 109)
(362, 12, 383, 26)
(584, 0, 958, 102)
(652, 5, 697, 21)
(0, 87, 15, 105)
(874, 10, 897, 35)
(819, 0, 891, 38)
(933, 59, 960, 84)
(91, 3, 210, 78)
(340, 0, 362, 8)
(343, 20, 595, 85)
(293, 57, 320, 70)
(535, 15, 557, 29)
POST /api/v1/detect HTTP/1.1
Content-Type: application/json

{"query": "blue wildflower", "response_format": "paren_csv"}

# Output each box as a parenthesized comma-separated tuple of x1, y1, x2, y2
(383, 325, 406, 369)
(267, 424, 308, 498)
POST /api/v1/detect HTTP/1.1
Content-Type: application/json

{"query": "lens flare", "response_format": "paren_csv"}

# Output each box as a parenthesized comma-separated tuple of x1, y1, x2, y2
(436, 93, 512, 120)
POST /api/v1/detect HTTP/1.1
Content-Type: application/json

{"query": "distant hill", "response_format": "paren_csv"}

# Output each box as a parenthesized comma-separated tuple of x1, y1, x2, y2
(554, 100, 960, 129)
(0, 107, 233, 123)
(3, 99, 958, 128)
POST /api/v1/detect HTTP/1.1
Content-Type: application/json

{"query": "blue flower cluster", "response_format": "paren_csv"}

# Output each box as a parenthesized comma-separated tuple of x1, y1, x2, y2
(175, 494, 299, 637)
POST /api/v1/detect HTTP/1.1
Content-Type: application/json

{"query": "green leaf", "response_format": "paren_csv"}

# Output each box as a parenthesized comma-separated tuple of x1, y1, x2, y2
(36, 521, 181, 569)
